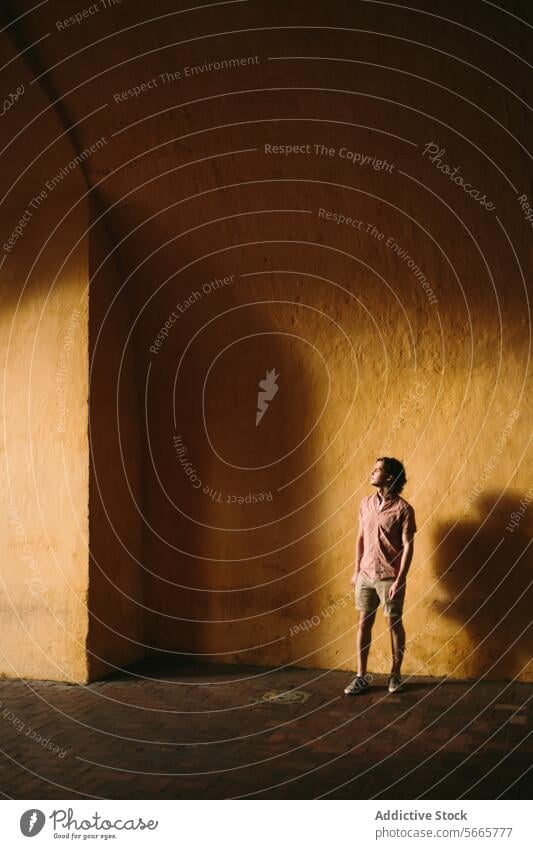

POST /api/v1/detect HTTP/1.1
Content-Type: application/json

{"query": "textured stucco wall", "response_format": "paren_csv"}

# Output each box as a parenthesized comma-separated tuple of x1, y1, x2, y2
(2, 0, 532, 683)
(0, 30, 90, 682)
(88, 204, 145, 679)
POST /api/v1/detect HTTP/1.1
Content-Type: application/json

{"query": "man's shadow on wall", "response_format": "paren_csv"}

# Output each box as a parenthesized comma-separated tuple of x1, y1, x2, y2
(433, 490, 532, 681)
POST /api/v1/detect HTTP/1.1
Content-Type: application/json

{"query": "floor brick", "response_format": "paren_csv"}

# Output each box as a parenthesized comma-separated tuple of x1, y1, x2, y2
(0, 662, 530, 798)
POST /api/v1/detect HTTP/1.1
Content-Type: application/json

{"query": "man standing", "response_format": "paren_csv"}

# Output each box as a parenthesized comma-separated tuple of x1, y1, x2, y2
(344, 457, 416, 695)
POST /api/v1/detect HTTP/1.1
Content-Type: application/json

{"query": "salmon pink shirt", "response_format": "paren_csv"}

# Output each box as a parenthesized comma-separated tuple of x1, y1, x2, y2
(359, 492, 417, 580)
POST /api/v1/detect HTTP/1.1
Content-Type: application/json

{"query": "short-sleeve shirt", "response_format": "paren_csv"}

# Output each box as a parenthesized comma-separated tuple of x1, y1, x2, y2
(359, 492, 416, 580)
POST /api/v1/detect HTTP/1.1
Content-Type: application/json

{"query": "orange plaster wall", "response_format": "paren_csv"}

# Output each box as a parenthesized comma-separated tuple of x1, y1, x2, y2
(0, 29, 90, 682)
(87, 205, 145, 680)
(1, 0, 531, 683)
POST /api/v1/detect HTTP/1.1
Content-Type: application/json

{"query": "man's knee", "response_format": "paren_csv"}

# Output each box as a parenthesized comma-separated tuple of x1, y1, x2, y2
(358, 610, 376, 630)
(386, 614, 404, 631)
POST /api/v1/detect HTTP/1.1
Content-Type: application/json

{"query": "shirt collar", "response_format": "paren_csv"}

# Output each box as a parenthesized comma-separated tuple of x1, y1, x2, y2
(375, 491, 398, 509)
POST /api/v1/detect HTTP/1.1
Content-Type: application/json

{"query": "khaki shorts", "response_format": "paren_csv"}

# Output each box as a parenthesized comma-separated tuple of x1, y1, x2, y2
(355, 571, 405, 618)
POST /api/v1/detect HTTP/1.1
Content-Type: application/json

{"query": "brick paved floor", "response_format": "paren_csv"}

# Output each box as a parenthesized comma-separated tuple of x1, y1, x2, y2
(0, 662, 531, 799)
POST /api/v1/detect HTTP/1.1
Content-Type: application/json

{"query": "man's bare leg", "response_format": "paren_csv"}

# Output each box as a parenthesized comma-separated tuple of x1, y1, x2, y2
(357, 610, 376, 676)
(387, 615, 405, 676)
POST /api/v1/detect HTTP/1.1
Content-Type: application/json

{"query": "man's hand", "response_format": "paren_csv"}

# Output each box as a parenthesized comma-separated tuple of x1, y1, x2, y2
(388, 578, 405, 599)
(350, 571, 358, 587)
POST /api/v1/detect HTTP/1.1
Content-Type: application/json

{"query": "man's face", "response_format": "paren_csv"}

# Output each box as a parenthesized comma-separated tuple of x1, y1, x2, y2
(370, 461, 391, 488)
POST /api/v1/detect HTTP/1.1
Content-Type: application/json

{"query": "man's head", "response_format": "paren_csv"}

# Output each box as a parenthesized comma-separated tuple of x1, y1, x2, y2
(370, 457, 407, 493)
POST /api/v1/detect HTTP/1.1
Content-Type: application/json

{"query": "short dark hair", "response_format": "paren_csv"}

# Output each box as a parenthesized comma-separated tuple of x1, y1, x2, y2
(377, 457, 407, 493)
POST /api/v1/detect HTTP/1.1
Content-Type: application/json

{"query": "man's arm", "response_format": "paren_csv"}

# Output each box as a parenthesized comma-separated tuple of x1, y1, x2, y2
(351, 525, 364, 586)
(389, 527, 414, 598)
